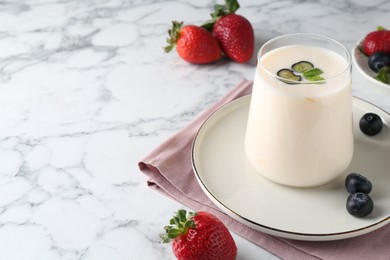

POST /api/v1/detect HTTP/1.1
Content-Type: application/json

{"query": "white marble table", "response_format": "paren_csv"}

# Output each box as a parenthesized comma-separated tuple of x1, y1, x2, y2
(0, 0, 389, 259)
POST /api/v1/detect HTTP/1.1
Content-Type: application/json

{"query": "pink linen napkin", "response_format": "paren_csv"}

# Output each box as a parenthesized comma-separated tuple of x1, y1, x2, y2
(138, 79, 390, 260)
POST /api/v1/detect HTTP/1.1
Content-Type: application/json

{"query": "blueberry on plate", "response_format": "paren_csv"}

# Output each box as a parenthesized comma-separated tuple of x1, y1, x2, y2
(345, 173, 372, 194)
(346, 192, 374, 218)
(359, 112, 383, 136)
(368, 51, 390, 73)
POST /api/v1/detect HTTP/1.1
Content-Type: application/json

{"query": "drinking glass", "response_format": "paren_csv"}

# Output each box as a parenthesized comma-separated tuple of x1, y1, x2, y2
(245, 33, 353, 187)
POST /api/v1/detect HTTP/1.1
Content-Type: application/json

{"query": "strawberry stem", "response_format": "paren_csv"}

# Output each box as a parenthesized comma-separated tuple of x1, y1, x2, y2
(164, 21, 183, 53)
(161, 210, 197, 243)
(377, 25, 386, 31)
(202, 0, 240, 31)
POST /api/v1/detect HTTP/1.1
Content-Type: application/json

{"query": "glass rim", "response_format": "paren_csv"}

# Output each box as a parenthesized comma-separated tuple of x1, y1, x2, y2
(257, 33, 352, 84)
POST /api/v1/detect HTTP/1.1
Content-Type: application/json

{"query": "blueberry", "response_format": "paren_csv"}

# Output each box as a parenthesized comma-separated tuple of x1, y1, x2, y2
(346, 193, 374, 218)
(359, 113, 383, 136)
(368, 51, 390, 73)
(345, 173, 372, 194)
(277, 68, 301, 83)
(291, 61, 314, 73)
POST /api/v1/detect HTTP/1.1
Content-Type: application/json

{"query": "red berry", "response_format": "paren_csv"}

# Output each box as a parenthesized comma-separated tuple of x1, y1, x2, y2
(164, 21, 221, 64)
(213, 14, 254, 63)
(162, 210, 237, 260)
(203, 0, 254, 63)
(362, 28, 390, 56)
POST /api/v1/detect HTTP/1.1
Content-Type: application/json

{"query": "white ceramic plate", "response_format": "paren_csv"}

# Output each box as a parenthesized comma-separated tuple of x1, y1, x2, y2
(192, 95, 390, 241)
(352, 40, 390, 89)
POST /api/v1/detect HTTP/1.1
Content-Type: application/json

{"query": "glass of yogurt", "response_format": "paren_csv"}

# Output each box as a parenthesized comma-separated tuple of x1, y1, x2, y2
(245, 33, 353, 187)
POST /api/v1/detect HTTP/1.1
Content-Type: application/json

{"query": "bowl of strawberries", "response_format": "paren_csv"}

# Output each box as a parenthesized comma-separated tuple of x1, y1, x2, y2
(353, 26, 390, 89)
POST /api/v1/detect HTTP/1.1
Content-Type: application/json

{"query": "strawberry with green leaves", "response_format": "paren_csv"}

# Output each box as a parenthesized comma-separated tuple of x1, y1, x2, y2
(164, 21, 221, 64)
(161, 209, 237, 260)
(203, 0, 254, 63)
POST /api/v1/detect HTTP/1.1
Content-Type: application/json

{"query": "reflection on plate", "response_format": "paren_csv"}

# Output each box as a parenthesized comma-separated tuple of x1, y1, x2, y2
(352, 39, 390, 89)
(192, 95, 390, 241)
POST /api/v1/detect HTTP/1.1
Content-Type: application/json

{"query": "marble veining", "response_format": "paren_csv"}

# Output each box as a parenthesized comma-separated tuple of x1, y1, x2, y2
(0, 0, 389, 259)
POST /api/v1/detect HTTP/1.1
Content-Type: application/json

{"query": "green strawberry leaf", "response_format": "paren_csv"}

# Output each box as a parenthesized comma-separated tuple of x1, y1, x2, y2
(167, 228, 181, 239)
(226, 0, 240, 14)
(377, 25, 386, 31)
(201, 20, 214, 32)
(164, 21, 183, 53)
(212, 4, 227, 18)
(201, 0, 240, 31)
(185, 220, 196, 229)
(160, 209, 197, 243)
(178, 209, 187, 222)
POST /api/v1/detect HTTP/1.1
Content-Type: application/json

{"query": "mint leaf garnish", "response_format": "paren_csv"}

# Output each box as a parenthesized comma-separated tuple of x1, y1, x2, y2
(374, 66, 390, 84)
(303, 68, 323, 77)
(303, 68, 325, 82)
(306, 75, 325, 81)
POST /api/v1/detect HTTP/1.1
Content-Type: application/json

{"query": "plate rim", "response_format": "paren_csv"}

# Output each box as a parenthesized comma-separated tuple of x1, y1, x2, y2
(191, 94, 390, 241)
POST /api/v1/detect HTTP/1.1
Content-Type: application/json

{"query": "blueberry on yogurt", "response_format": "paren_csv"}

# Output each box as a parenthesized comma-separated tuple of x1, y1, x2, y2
(277, 68, 301, 83)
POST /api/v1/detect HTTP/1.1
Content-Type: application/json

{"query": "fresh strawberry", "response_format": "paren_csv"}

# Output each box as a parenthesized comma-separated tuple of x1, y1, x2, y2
(161, 209, 237, 260)
(203, 0, 254, 63)
(164, 21, 221, 64)
(362, 26, 390, 56)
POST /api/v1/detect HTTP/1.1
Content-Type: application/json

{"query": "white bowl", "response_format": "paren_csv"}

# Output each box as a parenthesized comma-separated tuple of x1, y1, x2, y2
(352, 39, 390, 89)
